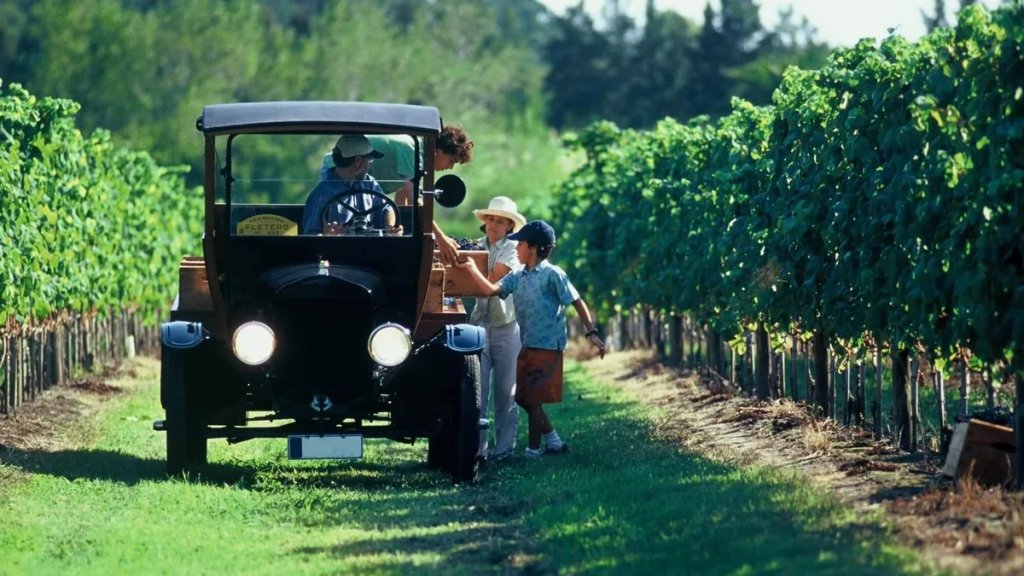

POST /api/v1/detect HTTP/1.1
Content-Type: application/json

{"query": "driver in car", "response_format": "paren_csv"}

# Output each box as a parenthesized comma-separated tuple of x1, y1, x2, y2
(301, 134, 401, 235)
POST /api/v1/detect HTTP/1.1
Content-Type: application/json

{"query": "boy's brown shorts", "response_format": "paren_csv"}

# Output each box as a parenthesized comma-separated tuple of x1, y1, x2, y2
(515, 348, 564, 405)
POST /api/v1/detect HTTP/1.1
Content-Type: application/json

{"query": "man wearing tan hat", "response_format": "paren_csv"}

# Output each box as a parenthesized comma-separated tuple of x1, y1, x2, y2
(302, 134, 398, 235)
(469, 196, 527, 462)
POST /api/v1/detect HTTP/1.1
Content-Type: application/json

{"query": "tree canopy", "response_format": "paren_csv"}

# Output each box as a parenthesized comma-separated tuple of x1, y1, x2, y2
(0, 0, 855, 234)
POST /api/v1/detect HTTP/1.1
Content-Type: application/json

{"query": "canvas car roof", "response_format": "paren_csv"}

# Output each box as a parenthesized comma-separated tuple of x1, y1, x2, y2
(197, 101, 442, 135)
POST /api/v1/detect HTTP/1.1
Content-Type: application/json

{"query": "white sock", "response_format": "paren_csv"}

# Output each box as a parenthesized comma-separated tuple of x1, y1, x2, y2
(544, 430, 563, 448)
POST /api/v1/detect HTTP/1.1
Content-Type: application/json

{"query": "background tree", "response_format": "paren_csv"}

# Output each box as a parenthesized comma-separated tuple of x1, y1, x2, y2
(688, 0, 765, 117)
(542, 0, 828, 130)
(620, 1, 698, 127)
(728, 7, 830, 106)
(0, 0, 838, 233)
(0, 0, 557, 230)
(543, 3, 616, 129)
(923, 0, 951, 31)
(0, 0, 33, 84)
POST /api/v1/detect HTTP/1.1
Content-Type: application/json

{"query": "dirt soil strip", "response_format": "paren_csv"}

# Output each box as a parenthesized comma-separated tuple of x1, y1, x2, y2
(0, 374, 124, 453)
(575, 348, 1024, 576)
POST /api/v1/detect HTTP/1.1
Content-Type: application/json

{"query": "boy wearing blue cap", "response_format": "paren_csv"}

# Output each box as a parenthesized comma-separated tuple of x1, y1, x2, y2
(457, 219, 605, 459)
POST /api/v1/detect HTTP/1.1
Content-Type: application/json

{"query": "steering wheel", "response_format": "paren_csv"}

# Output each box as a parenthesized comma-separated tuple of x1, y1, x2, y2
(318, 188, 400, 235)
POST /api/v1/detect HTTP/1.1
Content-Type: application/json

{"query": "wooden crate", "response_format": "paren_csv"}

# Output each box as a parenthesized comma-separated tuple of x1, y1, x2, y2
(439, 250, 490, 297)
(414, 267, 468, 340)
(178, 257, 214, 312)
(942, 419, 1017, 486)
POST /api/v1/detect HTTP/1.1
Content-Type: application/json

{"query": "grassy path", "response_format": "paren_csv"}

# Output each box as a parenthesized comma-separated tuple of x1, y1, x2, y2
(0, 357, 932, 575)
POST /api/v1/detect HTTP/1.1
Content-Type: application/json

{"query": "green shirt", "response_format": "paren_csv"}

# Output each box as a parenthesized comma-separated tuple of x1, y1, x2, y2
(368, 135, 417, 194)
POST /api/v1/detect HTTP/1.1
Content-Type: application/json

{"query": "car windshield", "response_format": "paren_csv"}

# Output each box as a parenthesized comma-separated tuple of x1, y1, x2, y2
(220, 133, 421, 237)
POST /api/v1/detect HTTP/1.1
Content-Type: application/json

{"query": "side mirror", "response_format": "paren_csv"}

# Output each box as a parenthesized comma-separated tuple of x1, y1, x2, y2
(434, 174, 466, 208)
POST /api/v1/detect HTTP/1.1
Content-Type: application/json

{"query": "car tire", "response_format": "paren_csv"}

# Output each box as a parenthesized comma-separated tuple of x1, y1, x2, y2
(163, 346, 207, 474)
(450, 354, 482, 485)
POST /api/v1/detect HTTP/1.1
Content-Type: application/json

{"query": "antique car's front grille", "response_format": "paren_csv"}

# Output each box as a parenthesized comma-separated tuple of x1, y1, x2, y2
(269, 297, 376, 402)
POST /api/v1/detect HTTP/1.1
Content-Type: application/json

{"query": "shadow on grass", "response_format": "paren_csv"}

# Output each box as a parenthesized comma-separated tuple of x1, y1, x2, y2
(473, 362, 926, 576)
(0, 446, 258, 485)
(292, 521, 553, 574)
(0, 444, 456, 490)
(270, 363, 926, 575)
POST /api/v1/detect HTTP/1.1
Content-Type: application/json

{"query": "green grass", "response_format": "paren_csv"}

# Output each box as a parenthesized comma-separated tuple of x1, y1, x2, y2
(0, 358, 933, 575)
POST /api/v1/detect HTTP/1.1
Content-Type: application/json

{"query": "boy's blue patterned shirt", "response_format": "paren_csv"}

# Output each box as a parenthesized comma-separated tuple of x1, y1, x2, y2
(498, 260, 579, 350)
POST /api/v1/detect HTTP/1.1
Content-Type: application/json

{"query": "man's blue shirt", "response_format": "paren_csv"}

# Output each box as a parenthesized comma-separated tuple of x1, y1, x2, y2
(302, 169, 387, 234)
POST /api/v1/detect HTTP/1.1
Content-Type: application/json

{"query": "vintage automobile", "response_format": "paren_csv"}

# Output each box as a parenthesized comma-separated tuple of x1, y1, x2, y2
(153, 101, 491, 484)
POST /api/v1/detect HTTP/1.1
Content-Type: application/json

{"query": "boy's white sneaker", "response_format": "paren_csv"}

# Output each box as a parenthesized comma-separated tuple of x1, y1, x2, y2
(543, 442, 570, 455)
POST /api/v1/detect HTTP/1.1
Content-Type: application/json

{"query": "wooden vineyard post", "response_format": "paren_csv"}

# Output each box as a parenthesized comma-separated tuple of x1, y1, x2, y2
(1015, 372, 1023, 490)
(829, 353, 837, 420)
(843, 362, 852, 427)
(856, 361, 866, 427)
(911, 356, 921, 452)
(959, 359, 970, 419)
(774, 350, 785, 399)
(873, 348, 883, 440)
(1, 336, 8, 414)
(984, 368, 995, 410)
(730, 347, 736, 388)
(790, 332, 798, 402)
(935, 368, 947, 432)
(805, 339, 814, 404)
(812, 331, 829, 416)
(754, 322, 770, 400)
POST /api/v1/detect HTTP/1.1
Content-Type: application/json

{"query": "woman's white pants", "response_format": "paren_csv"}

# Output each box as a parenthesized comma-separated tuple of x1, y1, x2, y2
(478, 321, 520, 457)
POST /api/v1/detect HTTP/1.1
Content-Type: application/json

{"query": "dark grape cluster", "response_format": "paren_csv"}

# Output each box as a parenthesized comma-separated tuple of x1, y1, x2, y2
(450, 236, 485, 251)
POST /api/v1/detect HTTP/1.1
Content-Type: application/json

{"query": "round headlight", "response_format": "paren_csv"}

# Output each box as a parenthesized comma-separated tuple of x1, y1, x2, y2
(232, 321, 275, 366)
(368, 323, 411, 367)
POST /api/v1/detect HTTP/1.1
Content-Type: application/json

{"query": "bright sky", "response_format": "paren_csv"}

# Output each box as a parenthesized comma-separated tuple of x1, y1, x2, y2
(538, 0, 1004, 47)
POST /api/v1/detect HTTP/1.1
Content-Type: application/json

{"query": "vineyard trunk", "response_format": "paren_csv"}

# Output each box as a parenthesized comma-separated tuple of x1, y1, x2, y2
(755, 322, 770, 399)
(669, 315, 682, 366)
(891, 348, 913, 452)
(812, 331, 829, 415)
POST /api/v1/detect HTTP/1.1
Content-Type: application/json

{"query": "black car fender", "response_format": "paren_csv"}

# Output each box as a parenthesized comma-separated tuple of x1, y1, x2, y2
(443, 323, 486, 354)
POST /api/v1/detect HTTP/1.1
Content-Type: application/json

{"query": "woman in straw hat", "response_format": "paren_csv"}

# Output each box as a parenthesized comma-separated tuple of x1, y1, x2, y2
(470, 196, 527, 462)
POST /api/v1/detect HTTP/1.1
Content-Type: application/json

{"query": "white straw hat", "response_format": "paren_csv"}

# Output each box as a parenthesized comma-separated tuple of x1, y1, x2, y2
(473, 196, 527, 232)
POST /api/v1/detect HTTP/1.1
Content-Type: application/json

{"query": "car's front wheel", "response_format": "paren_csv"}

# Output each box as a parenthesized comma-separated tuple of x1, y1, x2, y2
(163, 346, 207, 474)
(450, 354, 482, 484)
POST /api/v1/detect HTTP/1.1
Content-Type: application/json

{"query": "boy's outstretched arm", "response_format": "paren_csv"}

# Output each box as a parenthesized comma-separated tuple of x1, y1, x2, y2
(572, 298, 606, 359)
(455, 259, 502, 296)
